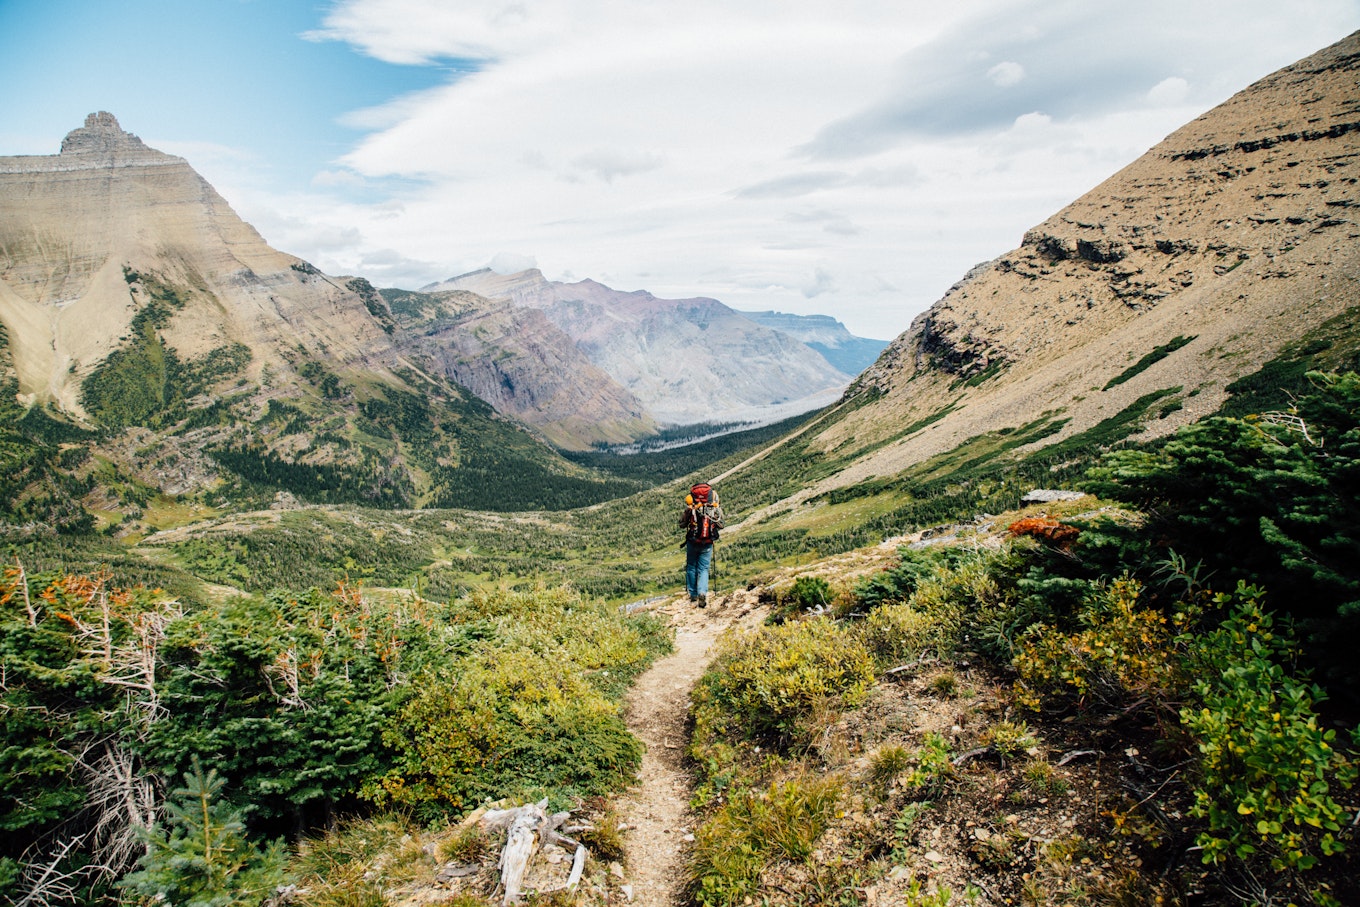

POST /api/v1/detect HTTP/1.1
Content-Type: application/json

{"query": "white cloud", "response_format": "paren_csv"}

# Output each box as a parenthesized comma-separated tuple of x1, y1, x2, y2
(570, 148, 663, 183)
(987, 61, 1025, 87)
(802, 267, 836, 298)
(1147, 76, 1191, 106)
(263, 0, 1360, 339)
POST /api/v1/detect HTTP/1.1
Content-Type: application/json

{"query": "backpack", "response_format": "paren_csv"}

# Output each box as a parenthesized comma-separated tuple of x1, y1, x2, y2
(687, 483, 716, 506)
(685, 483, 722, 544)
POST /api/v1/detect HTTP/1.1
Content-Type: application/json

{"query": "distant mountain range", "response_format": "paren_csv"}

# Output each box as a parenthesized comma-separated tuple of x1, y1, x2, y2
(424, 268, 856, 429)
(0, 112, 882, 527)
(735, 310, 888, 376)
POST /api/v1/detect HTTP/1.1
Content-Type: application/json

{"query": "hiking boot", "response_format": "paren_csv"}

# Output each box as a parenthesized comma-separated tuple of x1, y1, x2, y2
(697, 594, 707, 608)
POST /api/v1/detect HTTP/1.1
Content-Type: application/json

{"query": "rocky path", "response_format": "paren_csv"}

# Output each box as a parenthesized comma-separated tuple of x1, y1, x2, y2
(613, 592, 764, 906)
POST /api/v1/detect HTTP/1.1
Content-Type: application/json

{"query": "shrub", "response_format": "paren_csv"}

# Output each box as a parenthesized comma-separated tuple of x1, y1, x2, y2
(690, 774, 843, 907)
(692, 618, 875, 751)
(854, 547, 948, 610)
(1014, 577, 1188, 714)
(1182, 585, 1357, 872)
(769, 573, 834, 622)
(980, 720, 1038, 761)
(903, 733, 956, 799)
(371, 648, 641, 817)
(863, 601, 959, 665)
(1085, 371, 1360, 698)
(119, 758, 289, 907)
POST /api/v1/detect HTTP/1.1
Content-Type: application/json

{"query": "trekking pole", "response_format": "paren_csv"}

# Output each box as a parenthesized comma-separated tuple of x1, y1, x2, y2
(711, 541, 718, 598)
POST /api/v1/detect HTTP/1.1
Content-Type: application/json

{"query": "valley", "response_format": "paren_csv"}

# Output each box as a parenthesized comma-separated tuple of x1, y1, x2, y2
(2, 26, 1360, 907)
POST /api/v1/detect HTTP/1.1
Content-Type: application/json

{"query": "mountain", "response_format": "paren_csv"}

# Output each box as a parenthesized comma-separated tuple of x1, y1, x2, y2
(0, 113, 640, 527)
(735, 310, 889, 376)
(426, 269, 850, 427)
(0, 112, 397, 414)
(736, 30, 1360, 510)
(379, 285, 656, 449)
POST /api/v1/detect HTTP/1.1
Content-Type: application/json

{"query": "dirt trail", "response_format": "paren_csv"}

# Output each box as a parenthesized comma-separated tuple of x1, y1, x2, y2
(613, 591, 764, 906)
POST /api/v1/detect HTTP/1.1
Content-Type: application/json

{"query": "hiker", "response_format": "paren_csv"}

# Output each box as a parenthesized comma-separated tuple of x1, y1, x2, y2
(679, 482, 725, 606)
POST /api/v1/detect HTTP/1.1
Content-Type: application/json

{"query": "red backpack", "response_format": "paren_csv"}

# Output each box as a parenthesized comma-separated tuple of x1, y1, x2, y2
(686, 484, 722, 544)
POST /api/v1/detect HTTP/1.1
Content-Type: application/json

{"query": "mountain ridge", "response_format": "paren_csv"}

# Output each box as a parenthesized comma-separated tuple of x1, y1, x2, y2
(751, 29, 1360, 514)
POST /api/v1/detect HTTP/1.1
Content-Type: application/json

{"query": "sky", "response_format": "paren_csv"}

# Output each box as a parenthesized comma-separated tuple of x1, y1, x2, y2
(1, 1, 1356, 340)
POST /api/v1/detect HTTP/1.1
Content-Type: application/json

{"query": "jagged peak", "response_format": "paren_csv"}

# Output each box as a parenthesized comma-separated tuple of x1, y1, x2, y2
(60, 111, 151, 155)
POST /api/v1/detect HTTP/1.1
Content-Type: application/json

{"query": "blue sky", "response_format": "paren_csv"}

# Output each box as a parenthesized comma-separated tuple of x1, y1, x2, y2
(2, 0, 1357, 338)
(0, 0, 451, 187)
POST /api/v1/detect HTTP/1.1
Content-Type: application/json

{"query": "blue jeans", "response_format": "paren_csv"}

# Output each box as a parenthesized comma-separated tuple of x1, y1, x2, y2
(685, 541, 713, 597)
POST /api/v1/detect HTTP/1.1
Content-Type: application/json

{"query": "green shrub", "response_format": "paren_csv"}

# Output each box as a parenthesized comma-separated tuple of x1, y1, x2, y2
(690, 774, 843, 907)
(1014, 577, 1188, 713)
(770, 574, 834, 622)
(372, 649, 641, 816)
(1182, 585, 1357, 872)
(1102, 335, 1196, 390)
(369, 586, 662, 818)
(861, 544, 1029, 663)
(903, 733, 956, 798)
(979, 719, 1037, 762)
(863, 601, 960, 665)
(1086, 371, 1360, 697)
(854, 547, 946, 610)
(692, 618, 875, 751)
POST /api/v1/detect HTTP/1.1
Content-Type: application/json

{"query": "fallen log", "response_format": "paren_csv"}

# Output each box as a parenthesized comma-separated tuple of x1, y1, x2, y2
(478, 800, 590, 904)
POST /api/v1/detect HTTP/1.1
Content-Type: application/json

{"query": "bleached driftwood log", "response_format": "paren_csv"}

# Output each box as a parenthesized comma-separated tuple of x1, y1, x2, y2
(479, 800, 589, 904)
(499, 808, 540, 903)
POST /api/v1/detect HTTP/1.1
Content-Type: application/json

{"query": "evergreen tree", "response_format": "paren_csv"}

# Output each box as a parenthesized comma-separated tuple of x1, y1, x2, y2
(119, 757, 288, 907)
(1086, 371, 1360, 693)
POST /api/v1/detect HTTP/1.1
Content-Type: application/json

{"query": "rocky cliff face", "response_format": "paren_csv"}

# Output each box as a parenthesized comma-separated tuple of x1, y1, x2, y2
(809, 30, 1360, 492)
(428, 269, 850, 426)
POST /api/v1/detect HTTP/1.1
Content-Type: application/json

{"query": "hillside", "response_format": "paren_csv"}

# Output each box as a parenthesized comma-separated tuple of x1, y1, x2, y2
(735, 30, 1360, 519)
(0, 113, 642, 526)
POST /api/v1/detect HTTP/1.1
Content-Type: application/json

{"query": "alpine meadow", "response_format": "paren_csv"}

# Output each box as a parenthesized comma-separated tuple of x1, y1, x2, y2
(3, 21, 1360, 907)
